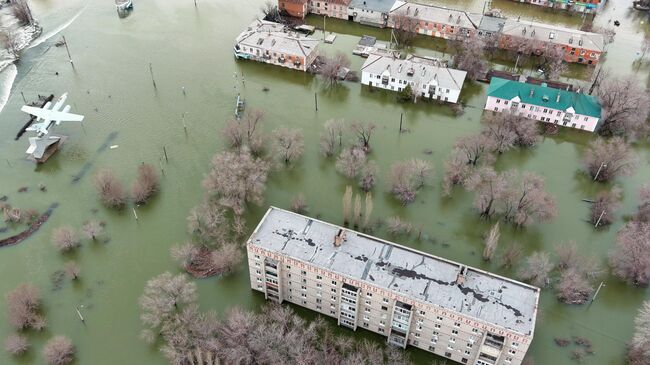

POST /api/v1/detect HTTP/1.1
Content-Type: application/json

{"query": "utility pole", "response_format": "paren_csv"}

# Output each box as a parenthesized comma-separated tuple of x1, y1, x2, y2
(163, 146, 168, 162)
(588, 67, 602, 95)
(62, 36, 73, 65)
(594, 210, 606, 228)
(593, 162, 607, 181)
(149, 63, 157, 89)
(399, 113, 403, 133)
(314, 93, 318, 111)
(590, 282, 605, 304)
(20, 91, 27, 104)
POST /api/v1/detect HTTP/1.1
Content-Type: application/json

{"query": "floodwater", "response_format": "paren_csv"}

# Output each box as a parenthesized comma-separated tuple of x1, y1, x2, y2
(0, 0, 648, 364)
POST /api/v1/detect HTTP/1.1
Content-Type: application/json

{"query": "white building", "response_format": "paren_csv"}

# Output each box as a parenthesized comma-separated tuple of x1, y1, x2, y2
(233, 19, 320, 72)
(247, 207, 540, 365)
(361, 53, 467, 103)
(485, 77, 602, 132)
(347, 0, 399, 27)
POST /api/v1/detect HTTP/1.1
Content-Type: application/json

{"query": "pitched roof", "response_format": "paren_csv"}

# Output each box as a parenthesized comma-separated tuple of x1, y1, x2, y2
(500, 18, 605, 52)
(349, 0, 398, 13)
(487, 77, 601, 118)
(235, 20, 319, 58)
(391, 1, 480, 30)
(361, 54, 467, 91)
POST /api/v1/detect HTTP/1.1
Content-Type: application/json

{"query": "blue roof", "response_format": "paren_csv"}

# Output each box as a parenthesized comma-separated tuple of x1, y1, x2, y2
(487, 77, 601, 118)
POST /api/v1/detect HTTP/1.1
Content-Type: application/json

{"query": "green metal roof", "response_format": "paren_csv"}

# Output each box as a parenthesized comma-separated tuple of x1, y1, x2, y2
(487, 77, 601, 118)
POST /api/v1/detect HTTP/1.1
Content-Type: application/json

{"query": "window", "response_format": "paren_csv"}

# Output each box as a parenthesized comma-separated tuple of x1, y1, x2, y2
(365, 300, 371, 305)
(365, 308, 370, 313)
(378, 328, 384, 333)
(364, 315, 370, 321)
(449, 338, 456, 343)
(316, 298, 322, 304)
(434, 324, 441, 329)
(454, 322, 461, 328)
(436, 316, 443, 321)
(301, 285, 307, 290)
(504, 101, 509, 105)
(452, 330, 459, 335)
(256, 270, 261, 274)
(366, 292, 372, 298)
(496, 99, 501, 104)
(429, 346, 436, 351)
(301, 293, 307, 298)
(379, 321, 385, 327)
(331, 288, 337, 293)
(316, 275, 322, 280)
(301, 270, 307, 276)
(414, 333, 420, 338)
(472, 328, 479, 333)
(331, 280, 337, 285)
(383, 298, 389, 303)
(413, 340, 419, 346)
(381, 306, 388, 311)
(316, 283, 322, 288)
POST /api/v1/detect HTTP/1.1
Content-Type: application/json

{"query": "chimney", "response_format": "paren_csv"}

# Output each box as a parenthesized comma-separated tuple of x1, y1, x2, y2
(456, 266, 467, 285)
(334, 229, 346, 247)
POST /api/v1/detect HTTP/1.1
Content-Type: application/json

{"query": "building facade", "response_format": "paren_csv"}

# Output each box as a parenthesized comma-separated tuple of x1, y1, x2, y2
(234, 20, 320, 72)
(485, 77, 601, 132)
(495, 17, 605, 65)
(308, 0, 351, 19)
(279, 0, 309, 18)
(510, 0, 606, 14)
(347, 0, 398, 27)
(389, 1, 481, 40)
(247, 207, 540, 365)
(360, 53, 467, 103)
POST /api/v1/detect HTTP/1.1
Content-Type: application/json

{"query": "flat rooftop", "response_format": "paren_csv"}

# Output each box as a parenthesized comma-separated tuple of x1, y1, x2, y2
(249, 207, 540, 335)
(235, 20, 319, 58)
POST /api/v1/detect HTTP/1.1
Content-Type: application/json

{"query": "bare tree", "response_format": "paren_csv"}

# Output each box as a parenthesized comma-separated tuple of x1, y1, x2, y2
(93, 168, 126, 209)
(609, 222, 650, 286)
(391, 12, 419, 48)
(464, 166, 507, 219)
(4, 333, 29, 356)
(389, 159, 433, 205)
(210, 244, 243, 275)
(0, 30, 21, 58)
(499, 244, 523, 269)
(595, 74, 650, 138)
(442, 150, 471, 197)
(5, 283, 45, 331)
(342, 186, 353, 226)
(386, 216, 413, 236)
(81, 220, 103, 241)
(452, 37, 488, 81)
(590, 187, 622, 227)
(539, 45, 567, 80)
(628, 301, 650, 365)
(640, 34, 650, 60)
(202, 148, 270, 215)
(319, 119, 344, 157)
(11, 0, 34, 26)
(64, 261, 80, 280)
(502, 172, 557, 227)
(335, 147, 367, 179)
(290, 193, 308, 214)
(272, 127, 304, 165)
(42, 336, 75, 365)
(170, 242, 196, 271)
(222, 109, 266, 155)
(363, 192, 373, 230)
(358, 160, 378, 192)
(320, 52, 351, 86)
(186, 200, 229, 245)
(483, 112, 540, 152)
(454, 133, 495, 166)
(483, 222, 500, 261)
(555, 268, 594, 305)
(261, 0, 281, 22)
(637, 184, 650, 223)
(349, 122, 376, 151)
(518, 252, 553, 288)
(52, 226, 80, 252)
(139, 272, 197, 341)
(583, 137, 638, 182)
(132, 164, 159, 204)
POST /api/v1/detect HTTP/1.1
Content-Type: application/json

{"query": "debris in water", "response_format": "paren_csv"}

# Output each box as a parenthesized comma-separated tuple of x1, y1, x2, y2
(18, 187, 28, 193)
(110, 145, 119, 149)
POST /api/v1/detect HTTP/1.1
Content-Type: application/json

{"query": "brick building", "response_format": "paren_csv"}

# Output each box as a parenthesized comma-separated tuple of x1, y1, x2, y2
(247, 207, 540, 365)
(308, 0, 351, 19)
(279, 0, 308, 18)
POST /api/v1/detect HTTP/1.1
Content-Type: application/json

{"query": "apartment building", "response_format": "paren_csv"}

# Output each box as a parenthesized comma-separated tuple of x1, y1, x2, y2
(247, 207, 540, 365)
(510, 0, 606, 14)
(360, 53, 467, 103)
(485, 77, 601, 132)
(347, 0, 398, 27)
(389, 1, 481, 40)
(234, 20, 320, 72)
(308, 0, 351, 19)
(495, 17, 605, 65)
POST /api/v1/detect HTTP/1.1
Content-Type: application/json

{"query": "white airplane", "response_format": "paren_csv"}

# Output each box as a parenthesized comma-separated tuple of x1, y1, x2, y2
(22, 93, 84, 137)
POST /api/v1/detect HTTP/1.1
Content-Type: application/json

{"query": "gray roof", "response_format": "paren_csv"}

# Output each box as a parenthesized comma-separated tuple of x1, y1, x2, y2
(350, 0, 398, 13)
(478, 15, 506, 33)
(391, 1, 480, 30)
(235, 20, 319, 58)
(361, 53, 467, 91)
(500, 17, 604, 51)
(249, 207, 540, 335)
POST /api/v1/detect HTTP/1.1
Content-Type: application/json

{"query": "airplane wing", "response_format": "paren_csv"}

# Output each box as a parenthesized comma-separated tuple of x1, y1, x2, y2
(25, 122, 50, 134)
(21, 106, 84, 122)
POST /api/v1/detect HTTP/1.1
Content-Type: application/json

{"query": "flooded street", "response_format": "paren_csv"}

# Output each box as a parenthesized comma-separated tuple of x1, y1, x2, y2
(0, 0, 648, 364)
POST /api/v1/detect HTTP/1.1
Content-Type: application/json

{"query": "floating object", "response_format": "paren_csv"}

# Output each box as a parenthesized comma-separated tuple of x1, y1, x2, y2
(115, 0, 133, 11)
(324, 34, 337, 44)
(235, 93, 245, 119)
(109, 145, 119, 149)
(293, 24, 316, 34)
